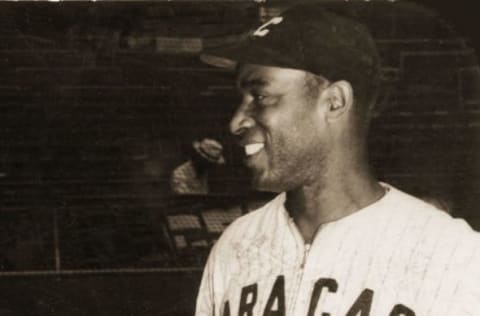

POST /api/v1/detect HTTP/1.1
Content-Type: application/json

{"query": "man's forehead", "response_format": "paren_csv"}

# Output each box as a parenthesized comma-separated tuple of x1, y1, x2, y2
(237, 64, 269, 84)
(236, 64, 308, 89)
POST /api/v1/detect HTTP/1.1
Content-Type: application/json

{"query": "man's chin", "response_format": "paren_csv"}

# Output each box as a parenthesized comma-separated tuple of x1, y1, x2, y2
(250, 172, 282, 193)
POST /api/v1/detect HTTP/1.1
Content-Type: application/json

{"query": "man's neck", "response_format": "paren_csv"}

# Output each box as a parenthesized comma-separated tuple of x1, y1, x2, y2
(284, 173, 385, 244)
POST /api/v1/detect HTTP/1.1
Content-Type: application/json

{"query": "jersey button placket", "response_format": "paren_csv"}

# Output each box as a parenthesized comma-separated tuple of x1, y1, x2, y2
(287, 216, 317, 315)
(294, 244, 317, 316)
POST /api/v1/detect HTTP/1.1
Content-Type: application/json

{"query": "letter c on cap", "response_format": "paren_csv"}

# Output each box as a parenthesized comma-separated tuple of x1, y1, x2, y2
(253, 17, 284, 37)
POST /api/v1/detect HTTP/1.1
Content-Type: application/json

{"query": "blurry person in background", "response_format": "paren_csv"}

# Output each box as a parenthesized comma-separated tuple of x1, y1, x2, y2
(170, 138, 225, 195)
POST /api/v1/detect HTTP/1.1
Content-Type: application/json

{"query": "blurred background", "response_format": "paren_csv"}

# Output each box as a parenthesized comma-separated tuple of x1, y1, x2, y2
(0, 0, 479, 315)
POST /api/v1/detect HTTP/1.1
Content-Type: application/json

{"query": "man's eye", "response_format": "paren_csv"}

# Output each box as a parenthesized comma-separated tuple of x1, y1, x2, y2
(260, 97, 279, 108)
(253, 93, 266, 101)
(252, 93, 277, 106)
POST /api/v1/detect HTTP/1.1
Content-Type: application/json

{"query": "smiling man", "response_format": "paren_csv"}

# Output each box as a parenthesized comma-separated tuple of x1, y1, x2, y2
(195, 3, 480, 316)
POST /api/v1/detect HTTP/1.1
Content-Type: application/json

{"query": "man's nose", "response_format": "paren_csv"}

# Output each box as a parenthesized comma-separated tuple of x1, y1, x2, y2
(229, 102, 255, 136)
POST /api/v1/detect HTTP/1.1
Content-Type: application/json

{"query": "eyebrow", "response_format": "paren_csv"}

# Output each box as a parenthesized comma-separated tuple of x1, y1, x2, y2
(237, 78, 269, 90)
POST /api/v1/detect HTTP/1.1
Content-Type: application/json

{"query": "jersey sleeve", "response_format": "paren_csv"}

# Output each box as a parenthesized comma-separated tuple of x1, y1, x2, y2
(195, 243, 223, 316)
(462, 244, 480, 315)
(449, 235, 480, 315)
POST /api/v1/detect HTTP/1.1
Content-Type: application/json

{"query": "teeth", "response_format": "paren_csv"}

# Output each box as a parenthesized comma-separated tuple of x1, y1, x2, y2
(245, 143, 264, 156)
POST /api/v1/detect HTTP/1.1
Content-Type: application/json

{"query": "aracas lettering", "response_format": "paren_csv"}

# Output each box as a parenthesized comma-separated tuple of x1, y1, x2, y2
(222, 276, 415, 316)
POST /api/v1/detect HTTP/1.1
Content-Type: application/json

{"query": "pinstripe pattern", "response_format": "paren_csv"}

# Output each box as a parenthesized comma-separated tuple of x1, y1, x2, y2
(195, 184, 480, 316)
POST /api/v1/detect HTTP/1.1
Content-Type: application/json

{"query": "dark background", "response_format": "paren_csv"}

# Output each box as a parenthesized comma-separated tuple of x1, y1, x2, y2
(0, 1, 479, 315)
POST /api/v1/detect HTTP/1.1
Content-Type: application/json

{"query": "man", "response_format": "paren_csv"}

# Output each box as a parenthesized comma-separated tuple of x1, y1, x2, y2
(195, 3, 480, 316)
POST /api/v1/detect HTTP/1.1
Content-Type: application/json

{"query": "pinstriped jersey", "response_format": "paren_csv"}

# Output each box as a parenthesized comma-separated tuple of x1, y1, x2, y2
(195, 184, 480, 316)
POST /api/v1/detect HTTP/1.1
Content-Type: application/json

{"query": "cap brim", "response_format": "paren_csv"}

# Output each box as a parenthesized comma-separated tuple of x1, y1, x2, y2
(200, 40, 252, 70)
(200, 53, 238, 70)
(200, 39, 302, 73)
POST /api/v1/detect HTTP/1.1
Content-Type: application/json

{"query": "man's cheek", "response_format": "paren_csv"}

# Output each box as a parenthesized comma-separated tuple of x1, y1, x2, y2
(256, 106, 283, 127)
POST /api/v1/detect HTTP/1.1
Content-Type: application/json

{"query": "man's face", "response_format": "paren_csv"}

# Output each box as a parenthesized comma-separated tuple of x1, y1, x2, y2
(231, 64, 330, 192)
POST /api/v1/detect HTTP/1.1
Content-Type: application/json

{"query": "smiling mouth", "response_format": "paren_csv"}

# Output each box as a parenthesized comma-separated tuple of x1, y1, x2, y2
(244, 143, 264, 156)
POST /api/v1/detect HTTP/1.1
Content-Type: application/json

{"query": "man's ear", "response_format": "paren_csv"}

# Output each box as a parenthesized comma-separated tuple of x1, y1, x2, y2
(324, 80, 353, 120)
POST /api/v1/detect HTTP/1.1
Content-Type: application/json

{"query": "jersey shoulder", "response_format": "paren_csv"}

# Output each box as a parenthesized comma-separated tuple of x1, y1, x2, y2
(387, 185, 480, 266)
(389, 185, 476, 235)
(212, 193, 286, 253)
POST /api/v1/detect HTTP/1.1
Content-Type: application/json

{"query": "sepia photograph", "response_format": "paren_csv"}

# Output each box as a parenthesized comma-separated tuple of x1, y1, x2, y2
(0, 0, 479, 315)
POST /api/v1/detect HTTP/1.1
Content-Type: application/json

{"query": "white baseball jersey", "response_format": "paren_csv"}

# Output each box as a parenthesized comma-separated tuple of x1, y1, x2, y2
(195, 183, 480, 316)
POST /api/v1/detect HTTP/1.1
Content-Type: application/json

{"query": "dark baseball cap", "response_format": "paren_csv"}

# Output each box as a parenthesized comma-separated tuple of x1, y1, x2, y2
(200, 3, 380, 84)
